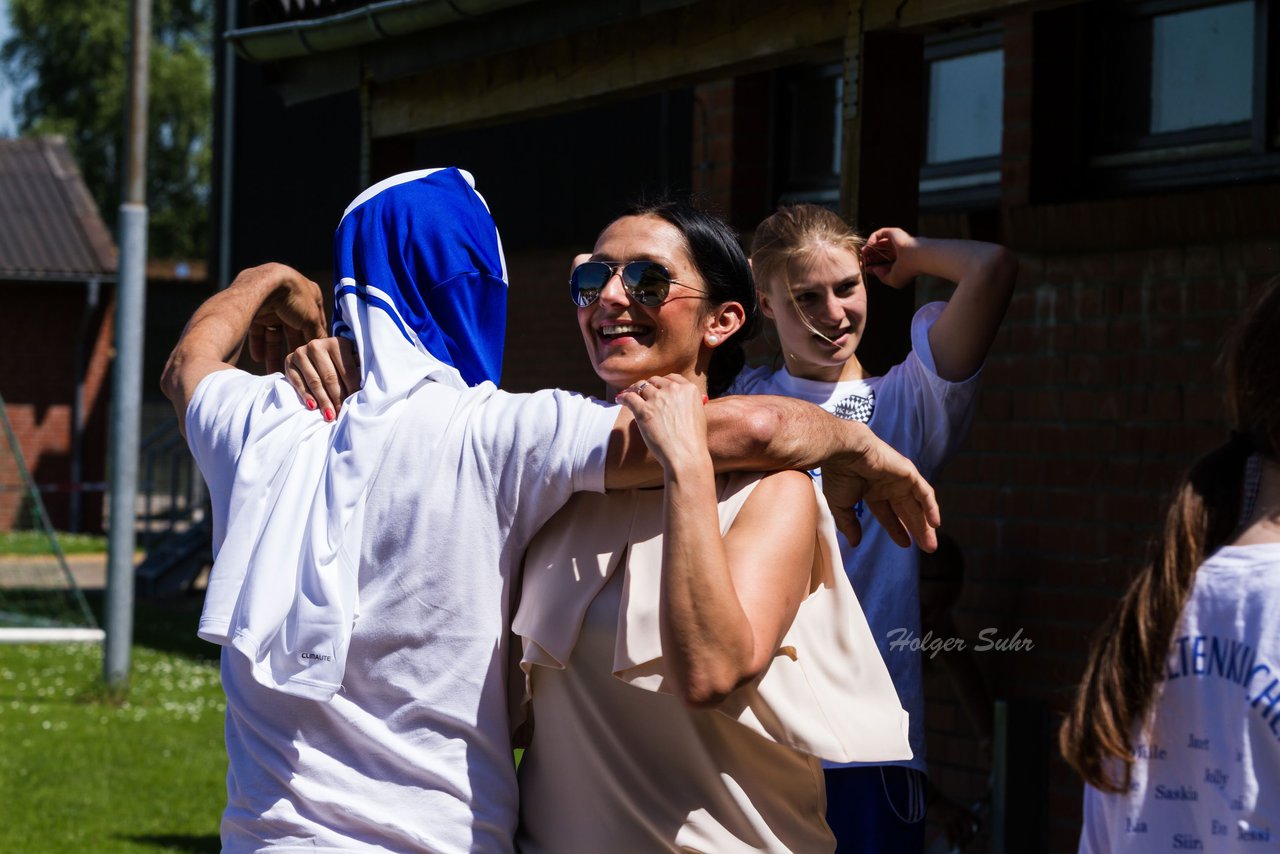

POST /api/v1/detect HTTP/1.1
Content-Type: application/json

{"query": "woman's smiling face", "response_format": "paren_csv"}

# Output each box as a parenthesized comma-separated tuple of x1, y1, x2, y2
(577, 214, 715, 394)
(759, 243, 868, 383)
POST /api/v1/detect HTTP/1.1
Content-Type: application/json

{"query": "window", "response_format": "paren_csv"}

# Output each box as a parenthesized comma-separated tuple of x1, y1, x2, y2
(1149, 2, 1253, 133)
(774, 63, 844, 207)
(1088, 0, 1279, 191)
(920, 27, 1004, 209)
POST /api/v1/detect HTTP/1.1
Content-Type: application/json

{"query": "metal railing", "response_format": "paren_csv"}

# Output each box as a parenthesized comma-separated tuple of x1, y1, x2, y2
(134, 418, 210, 597)
(138, 418, 205, 546)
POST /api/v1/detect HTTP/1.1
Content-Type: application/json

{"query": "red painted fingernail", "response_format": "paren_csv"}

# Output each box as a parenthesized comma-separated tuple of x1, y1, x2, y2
(702, 395, 709, 405)
(324, 408, 334, 421)
(306, 399, 316, 411)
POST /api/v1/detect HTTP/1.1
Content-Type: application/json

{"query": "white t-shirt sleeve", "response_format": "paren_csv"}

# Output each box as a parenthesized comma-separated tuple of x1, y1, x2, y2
(724, 363, 775, 397)
(1078, 785, 1112, 853)
(469, 388, 619, 540)
(885, 301, 982, 477)
(186, 370, 271, 510)
(185, 368, 313, 548)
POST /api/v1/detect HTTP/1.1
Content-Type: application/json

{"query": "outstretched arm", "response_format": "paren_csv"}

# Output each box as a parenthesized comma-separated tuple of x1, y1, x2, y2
(617, 375, 816, 707)
(863, 228, 1017, 382)
(606, 391, 940, 551)
(161, 263, 326, 435)
(279, 344, 941, 550)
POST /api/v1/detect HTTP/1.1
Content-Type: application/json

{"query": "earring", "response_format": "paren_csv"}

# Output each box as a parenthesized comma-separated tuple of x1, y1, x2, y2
(707, 335, 719, 345)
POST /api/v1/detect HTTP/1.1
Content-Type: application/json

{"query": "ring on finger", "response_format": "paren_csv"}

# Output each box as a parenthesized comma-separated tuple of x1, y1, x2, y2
(633, 381, 649, 393)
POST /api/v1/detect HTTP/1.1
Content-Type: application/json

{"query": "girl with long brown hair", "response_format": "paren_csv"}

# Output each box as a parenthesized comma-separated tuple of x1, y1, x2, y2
(1062, 279, 1280, 851)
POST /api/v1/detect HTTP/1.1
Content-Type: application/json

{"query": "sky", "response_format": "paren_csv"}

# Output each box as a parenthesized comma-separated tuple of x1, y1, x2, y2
(0, 0, 14, 136)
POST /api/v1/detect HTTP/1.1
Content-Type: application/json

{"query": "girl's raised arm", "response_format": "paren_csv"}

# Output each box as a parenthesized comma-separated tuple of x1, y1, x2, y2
(863, 227, 1017, 382)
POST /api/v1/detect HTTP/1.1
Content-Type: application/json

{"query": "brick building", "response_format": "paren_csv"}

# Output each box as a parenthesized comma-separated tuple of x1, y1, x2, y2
(216, 0, 1280, 848)
(0, 136, 117, 534)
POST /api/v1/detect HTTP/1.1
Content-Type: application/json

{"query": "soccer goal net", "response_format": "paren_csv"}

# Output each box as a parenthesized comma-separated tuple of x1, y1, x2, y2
(0, 393, 103, 642)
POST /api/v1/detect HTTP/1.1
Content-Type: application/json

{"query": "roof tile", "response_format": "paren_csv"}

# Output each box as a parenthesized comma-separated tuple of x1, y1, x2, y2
(0, 136, 117, 279)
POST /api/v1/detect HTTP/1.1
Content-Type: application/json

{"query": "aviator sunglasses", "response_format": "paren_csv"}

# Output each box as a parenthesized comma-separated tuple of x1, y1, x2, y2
(570, 260, 707, 308)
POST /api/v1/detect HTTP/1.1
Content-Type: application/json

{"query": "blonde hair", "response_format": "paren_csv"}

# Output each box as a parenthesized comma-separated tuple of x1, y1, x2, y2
(749, 204, 866, 342)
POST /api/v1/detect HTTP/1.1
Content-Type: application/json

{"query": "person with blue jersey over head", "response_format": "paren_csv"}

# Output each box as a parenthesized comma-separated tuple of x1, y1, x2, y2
(164, 168, 941, 852)
(170, 166, 621, 852)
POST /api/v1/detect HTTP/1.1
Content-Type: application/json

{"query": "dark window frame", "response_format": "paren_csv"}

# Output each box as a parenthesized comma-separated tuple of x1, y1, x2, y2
(919, 26, 1005, 212)
(1083, 0, 1280, 194)
(772, 61, 846, 209)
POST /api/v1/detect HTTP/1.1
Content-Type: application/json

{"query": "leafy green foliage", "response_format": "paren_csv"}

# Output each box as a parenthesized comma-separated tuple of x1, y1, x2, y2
(0, 1, 213, 260)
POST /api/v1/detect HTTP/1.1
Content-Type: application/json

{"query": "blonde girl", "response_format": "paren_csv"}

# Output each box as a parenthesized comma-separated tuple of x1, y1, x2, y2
(732, 204, 1016, 853)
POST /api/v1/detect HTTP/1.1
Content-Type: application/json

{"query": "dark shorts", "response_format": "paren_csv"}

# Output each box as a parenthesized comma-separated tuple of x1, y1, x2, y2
(824, 765, 927, 854)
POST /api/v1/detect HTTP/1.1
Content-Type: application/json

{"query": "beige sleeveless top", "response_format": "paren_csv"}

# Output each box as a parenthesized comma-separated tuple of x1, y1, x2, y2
(512, 473, 910, 853)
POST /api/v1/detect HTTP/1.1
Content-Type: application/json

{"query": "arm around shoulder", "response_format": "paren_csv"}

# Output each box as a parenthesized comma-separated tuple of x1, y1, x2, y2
(703, 394, 941, 549)
(603, 391, 939, 548)
(604, 392, 793, 490)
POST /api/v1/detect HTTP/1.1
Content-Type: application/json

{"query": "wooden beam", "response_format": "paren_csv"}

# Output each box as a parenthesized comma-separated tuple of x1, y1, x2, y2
(839, 1, 863, 226)
(840, 1, 923, 376)
(862, 0, 1068, 32)
(371, 0, 847, 138)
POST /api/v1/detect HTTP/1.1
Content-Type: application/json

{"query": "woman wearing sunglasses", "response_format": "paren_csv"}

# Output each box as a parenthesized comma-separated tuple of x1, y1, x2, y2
(284, 198, 912, 851)
(510, 199, 908, 852)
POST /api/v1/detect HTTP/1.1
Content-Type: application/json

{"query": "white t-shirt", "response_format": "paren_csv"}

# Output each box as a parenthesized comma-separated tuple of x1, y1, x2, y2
(727, 302, 979, 772)
(186, 369, 617, 854)
(1079, 543, 1280, 853)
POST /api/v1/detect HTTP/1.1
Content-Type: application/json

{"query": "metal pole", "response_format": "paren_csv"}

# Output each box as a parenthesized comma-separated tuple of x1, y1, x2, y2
(105, 0, 152, 692)
(216, 0, 237, 289)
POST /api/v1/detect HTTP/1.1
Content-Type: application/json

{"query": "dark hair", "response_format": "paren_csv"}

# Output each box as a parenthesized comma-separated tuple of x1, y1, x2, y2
(1060, 277, 1280, 792)
(619, 199, 759, 398)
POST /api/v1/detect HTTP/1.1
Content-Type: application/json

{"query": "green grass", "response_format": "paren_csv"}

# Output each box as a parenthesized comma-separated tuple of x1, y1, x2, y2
(0, 530, 117, 556)
(0, 595, 224, 853)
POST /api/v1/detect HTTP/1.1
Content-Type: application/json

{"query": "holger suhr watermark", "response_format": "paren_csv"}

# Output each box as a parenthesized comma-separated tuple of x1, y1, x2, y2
(886, 627, 1034, 660)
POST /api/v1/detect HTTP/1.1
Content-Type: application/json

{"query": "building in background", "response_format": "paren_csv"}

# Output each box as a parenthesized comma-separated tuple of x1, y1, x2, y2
(0, 135, 116, 533)
(0, 136, 212, 536)
(216, 0, 1280, 848)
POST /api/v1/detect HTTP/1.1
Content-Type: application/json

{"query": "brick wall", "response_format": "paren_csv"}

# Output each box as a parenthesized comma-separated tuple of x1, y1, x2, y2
(915, 237, 1280, 850)
(501, 247, 605, 397)
(691, 74, 775, 231)
(900, 4, 1280, 846)
(0, 281, 113, 533)
(679, 12, 1280, 845)
(691, 80, 737, 215)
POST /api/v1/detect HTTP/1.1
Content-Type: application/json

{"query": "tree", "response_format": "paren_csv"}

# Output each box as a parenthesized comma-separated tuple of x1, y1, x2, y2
(0, 0, 212, 260)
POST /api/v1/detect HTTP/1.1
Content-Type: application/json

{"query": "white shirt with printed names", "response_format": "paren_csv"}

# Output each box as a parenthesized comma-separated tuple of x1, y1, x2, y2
(1080, 543, 1280, 853)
